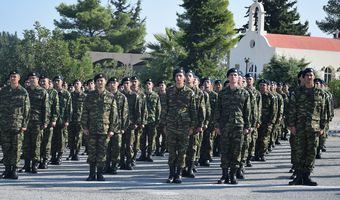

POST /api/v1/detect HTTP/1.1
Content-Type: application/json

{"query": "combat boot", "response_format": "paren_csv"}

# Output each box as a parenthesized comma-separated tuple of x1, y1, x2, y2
(236, 165, 245, 179)
(104, 161, 112, 174)
(3, 165, 11, 179)
(0, 158, 3, 163)
(10, 166, 18, 179)
(290, 170, 297, 179)
(24, 159, 31, 173)
(217, 168, 229, 184)
(31, 161, 38, 174)
(315, 150, 321, 159)
(200, 160, 210, 167)
(119, 160, 126, 170)
(146, 153, 154, 162)
(111, 163, 118, 175)
(246, 158, 252, 167)
(185, 162, 195, 178)
(166, 166, 175, 183)
(125, 162, 133, 170)
(86, 164, 96, 181)
(302, 172, 317, 186)
(73, 151, 80, 161)
(50, 152, 57, 165)
(96, 166, 105, 181)
(67, 149, 74, 160)
(173, 167, 183, 184)
(289, 170, 303, 185)
(56, 152, 63, 165)
(229, 168, 238, 184)
(137, 151, 147, 161)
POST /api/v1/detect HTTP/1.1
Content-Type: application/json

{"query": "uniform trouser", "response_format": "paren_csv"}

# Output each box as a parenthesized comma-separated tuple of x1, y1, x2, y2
(40, 127, 53, 160)
(213, 134, 220, 156)
(88, 134, 109, 167)
(133, 128, 142, 160)
(220, 126, 244, 170)
(1, 131, 23, 166)
(195, 131, 204, 162)
(247, 128, 258, 159)
(51, 123, 67, 155)
(294, 129, 318, 173)
(140, 124, 157, 155)
(107, 133, 122, 163)
(23, 123, 42, 162)
(200, 128, 214, 162)
(120, 128, 134, 164)
(269, 123, 277, 146)
(69, 123, 83, 153)
(155, 125, 167, 153)
(289, 134, 296, 168)
(318, 123, 329, 150)
(239, 131, 251, 165)
(185, 132, 200, 165)
(167, 125, 189, 168)
(255, 124, 272, 157)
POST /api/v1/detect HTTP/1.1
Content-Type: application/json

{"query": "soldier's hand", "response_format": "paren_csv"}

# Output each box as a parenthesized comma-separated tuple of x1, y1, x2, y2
(203, 125, 208, 130)
(140, 124, 145, 129)
(215, 128, 221, 135)
(83, 129, 89, 135)
(288, 126, 296, 135)
(120, 130, 125, 134)
(188, 128, 194, 135)
(243, 128, 250, 135)
(51, 122, 56, 128)
(319, 129, 324, 136)
(41, 124, 48, 129)
(107, 131, 114, 138)
(64, 122, 69, 128)
(196, 127, 203, 133)
(21, 127, 27, 132)
(256, 123, 260, 129)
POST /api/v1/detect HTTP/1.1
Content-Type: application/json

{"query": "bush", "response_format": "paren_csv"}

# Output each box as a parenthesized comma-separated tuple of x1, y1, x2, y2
(328, 80, 340, 108)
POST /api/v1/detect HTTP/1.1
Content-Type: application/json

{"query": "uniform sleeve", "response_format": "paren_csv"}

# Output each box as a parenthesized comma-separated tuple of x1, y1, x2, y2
(109, 98, 119, 133)
(256, 92, 262, 125)
(81, 95, 89, 130)
(270, 94, 277, 125)
(122, 95, 129, 131)
(276, 95, 284, 122)
(197, 91, 206, 128)
(22, 91, 30, 129)
(155, 94, 161, 125)
(214, 92, 222, 129)
(42, 90, 49, 126)
(243, 92, 251, 129)
(319, 92, 327, 130)
(51, 91, 59, 123)
(160, 89, 169, 127)
(190, 92, 198, 128)
(64, 91, 72, 123)
(204, 92, 211, 127)
(287, 91, 297, 127)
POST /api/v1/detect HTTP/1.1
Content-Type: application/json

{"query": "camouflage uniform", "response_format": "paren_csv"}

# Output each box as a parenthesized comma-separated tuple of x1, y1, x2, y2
(279, 90, 289, 140)
(51, 88, 72, 164)
(155, 91, 167, 155)
(268, 91, 278, 151)
(106, 90, 128, 173)
(24, 85, 48, 172)
(272, 91, 284, 145)
(0, 84, 30, 178)
(69, 90, 86, 160)
(133, 89, 147, 163)
(40, 88, 59, 168)
(81, 89, 119, 179)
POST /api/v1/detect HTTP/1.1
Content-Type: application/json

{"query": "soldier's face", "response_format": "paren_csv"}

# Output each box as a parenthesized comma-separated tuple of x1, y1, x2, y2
(109, 81, 118, 91)
(215, 83, 222, 91)
(159, 83, 166, 92)
(204, 80, 211, 91)
(39, 78, 50, 89)
(74, 81, 82, 91)
(123, 81, 131, 91)
(29, 76, 39, 87)
(259, 83, 268, 92)
(228, 73, 239, 84)
(54, 79, 63, 89)
(96, 78, 107, 89)
(246, 77, 254, 86)
(185, 73, 195, 84)
(175, 73, 185, 85)
(10, 74, 20, 85)
(304, 72, 315, 85)
(145, 81, 153, 91)
(88, 82, 95, 91)
(131, 80, 139, 90)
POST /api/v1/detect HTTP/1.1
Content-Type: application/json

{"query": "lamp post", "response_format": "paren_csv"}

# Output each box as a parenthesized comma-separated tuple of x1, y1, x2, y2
(244, 57, 250, 74)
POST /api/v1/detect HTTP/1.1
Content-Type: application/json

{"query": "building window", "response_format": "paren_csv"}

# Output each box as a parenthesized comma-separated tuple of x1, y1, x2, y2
(324, 67, 332, 83)
(248, 64, 257, 79)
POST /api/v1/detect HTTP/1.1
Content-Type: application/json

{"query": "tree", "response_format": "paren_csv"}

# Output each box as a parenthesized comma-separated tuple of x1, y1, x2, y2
(262, 56, 308, 88)
(240, 0, 309, 36)
(177, 0, 238, 77)
(316, 0, 340, 35)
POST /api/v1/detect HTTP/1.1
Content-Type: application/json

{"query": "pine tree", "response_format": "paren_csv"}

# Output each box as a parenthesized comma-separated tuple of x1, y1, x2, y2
(316, 0, 340, 36)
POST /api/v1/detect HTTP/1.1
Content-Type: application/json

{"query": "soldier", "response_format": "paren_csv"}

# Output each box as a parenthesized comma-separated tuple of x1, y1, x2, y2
(244, 73, 262, 168)
(130, 76, 147, 166)
(81, 73, 119, 181)
(137, 79, 161, 162)
(268, 81, 279, 152)
(39, 76, 59, 169)
(279, 82, 290, 141)
(164, 68, 198, 184)
(51, 75, 72, 165)
(0, 70, 30, 179)
(288, 68, 327, 186)
(154, 81, 167, 156)
(68, 80, 86, 161)
(214, 80, 223, 93)
(121, 77, 141, 170)
(255, 79, 276, 161)
(23, 72, 48, 174)
(183, 70, 205, 178)
(215, 68, 251, 185)
(199, 77, 217, 167)
(213, 79, 223, 157)
(105, 77, 128, 174)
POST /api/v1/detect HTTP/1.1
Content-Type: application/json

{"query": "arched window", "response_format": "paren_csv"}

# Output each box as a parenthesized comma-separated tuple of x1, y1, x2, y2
(324, 67, 332, 83)
(248, 64, 257, 79)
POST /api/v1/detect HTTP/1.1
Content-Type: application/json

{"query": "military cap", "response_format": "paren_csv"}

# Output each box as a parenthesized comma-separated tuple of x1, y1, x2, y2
(302, 68, 314, 77)
(144, 78, 153, 84)
(238, 70, 244, 77)
(158, 80, 166, 86)
(271, 81, 276, 85)
(121, 77, 130, 83)
(73, 79, 81, 84)
(277, 82, 283, 86)
(39, 75, 47, 80)
(130, 76, 138, 81)
(108, 77, 118, 83)
(94, 73, 107, 82)
(258, 79, 268, 85)
(227, 68, 239, 77)
(185, 69, 195, 75)
(173, 68, 185, 79)
(27, 72, 39, 78)
(223, 80, 230, 87)
(53, 75, 64, 81)
(201, 77, 210, 83)
(215, 79, 222, 85)
(86, 79, 94, 84)
(245, 73, 253, 78)
(9, 70, 20, 76)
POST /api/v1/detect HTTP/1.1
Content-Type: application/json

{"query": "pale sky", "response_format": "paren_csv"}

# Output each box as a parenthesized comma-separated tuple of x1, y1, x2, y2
(0, 0, 330, 44)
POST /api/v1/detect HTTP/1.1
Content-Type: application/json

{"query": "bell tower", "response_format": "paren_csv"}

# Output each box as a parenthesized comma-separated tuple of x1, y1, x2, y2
(248, 0, 266, 35)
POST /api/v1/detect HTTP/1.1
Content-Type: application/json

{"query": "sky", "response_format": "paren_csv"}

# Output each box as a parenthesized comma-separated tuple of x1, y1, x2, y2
(0, 0, 330, 44)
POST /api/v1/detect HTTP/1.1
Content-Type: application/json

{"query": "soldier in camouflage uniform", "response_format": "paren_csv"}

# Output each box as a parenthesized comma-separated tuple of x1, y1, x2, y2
(68, 80, 86, 161)
(199, 77, 217, 167)
(137, 79, 161, 162)
(183, 70, 205, 178)
(245, 74, 262, 168)
(278, 82, 289, 141)
(121, 77, 141, 170)
(131, 76, 148, 166)
(255, 79, 276, 161)
(51, 75, 72, 165)
(163, 68, 198, 184)
(38, 76, 59, 169)
(288, 68, 327, 186)
(267, 82, 279, 152)
(23, 72, 49, 174)
(0, 71, 30, 179)
(105, 77, 128, 174)
(215, 68, 251, 185)
(82, 73, 119, 181)
(213, 80, 223, 157)
(154, 81, 167, 156)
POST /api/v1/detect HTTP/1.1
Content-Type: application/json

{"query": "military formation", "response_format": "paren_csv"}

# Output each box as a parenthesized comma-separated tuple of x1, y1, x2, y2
(0, 67, 334, 187)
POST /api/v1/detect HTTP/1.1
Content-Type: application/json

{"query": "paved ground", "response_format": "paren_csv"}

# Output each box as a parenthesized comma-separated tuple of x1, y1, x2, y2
(1, 109, 340, 200)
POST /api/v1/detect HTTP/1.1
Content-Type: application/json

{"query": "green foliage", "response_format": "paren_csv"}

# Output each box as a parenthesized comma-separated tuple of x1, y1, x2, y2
(262, 56, 308, 88)
(328, 80, 340, 107)
(177, 0, 237, 77)
(316, 0, 340, 35)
